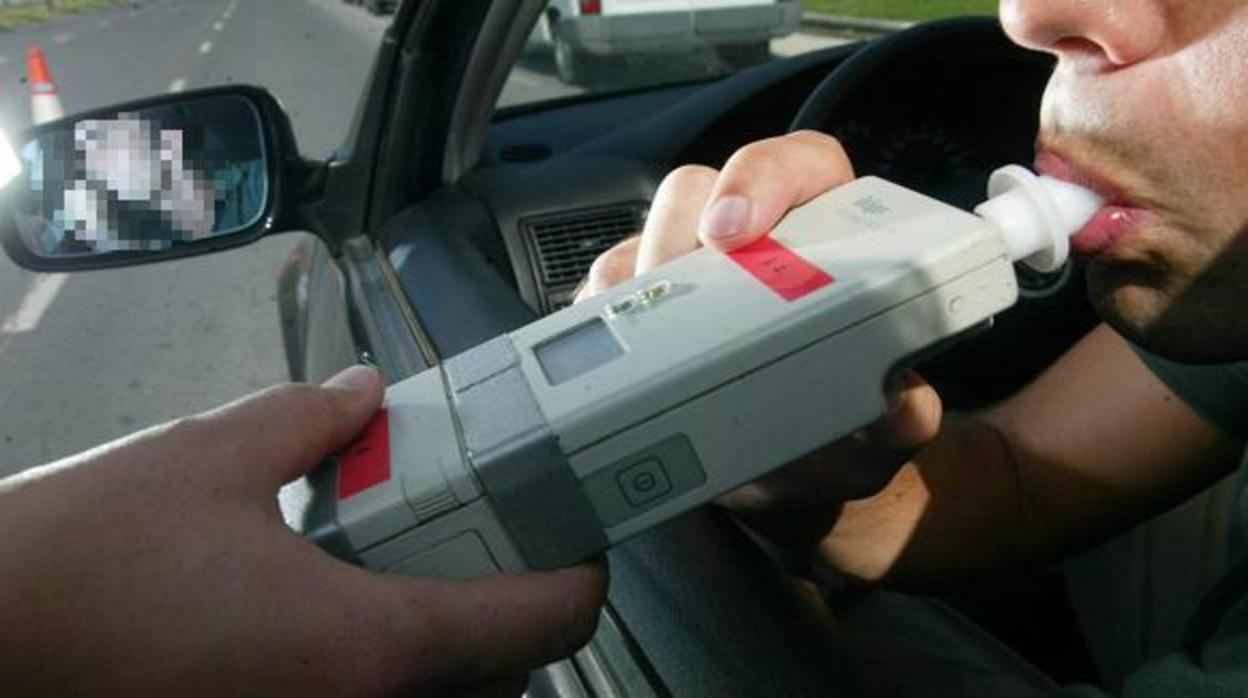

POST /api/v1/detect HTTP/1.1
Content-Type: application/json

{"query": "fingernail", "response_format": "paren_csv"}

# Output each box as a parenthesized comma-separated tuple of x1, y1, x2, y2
(324, 365, 377, 393)
(701, 196, 751, 241)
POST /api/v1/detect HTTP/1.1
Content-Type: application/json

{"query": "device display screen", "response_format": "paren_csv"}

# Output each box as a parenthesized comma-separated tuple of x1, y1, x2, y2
(535, 318, 624, 386)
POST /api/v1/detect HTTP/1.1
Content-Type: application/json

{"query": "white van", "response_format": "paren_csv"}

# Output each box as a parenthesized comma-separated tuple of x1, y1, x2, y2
(536, 0, 802, 84)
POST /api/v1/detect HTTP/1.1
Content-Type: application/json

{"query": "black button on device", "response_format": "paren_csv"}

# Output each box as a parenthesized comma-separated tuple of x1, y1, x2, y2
(582, 435, 707, 527)
(617, 458, 672, 507)
(632, 472, 657, 492)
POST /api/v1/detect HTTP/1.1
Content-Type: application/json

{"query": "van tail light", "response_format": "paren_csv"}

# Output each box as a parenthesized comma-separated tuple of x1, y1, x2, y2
(579, 0, 602, 15)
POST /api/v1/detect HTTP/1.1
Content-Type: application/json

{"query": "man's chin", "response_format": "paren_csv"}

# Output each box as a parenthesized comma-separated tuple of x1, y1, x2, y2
(1088, 267, 1247, 364)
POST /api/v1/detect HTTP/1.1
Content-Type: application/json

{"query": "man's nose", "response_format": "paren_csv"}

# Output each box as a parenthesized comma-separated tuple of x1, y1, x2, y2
(999, 0, 1165, 69)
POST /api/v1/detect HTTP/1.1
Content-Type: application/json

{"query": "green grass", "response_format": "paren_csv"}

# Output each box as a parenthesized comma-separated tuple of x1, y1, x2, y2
(0, 0, 128, 31)
(803, 0, 997, 22)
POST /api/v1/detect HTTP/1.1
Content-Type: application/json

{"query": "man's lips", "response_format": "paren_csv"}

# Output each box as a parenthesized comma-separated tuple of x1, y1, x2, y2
(1068, 205, 1148, 256)
(1034, 151, 1150, 257)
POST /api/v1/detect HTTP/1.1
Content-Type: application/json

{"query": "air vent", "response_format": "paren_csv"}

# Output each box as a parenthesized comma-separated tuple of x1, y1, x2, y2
(499, 143, 553, 163)
(522, 203, 647, 313)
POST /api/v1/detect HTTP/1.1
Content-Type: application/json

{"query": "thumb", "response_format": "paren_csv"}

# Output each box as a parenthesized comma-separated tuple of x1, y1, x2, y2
(861, 370, 943, 455)
(196, 365, 385, 491)
(369, 562, 607, 688)
(802, 372, 941, 504)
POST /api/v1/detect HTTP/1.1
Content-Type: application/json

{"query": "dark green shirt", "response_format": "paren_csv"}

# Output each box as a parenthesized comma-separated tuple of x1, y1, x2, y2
(1060, 351, 1248, 697)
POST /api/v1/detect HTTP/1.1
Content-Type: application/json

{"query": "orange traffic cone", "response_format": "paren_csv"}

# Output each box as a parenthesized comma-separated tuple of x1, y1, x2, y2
(26, 45, 65, 125)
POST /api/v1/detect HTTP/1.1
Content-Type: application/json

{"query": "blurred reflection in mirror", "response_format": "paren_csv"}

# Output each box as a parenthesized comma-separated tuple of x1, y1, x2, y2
(12, 94, 267, 257)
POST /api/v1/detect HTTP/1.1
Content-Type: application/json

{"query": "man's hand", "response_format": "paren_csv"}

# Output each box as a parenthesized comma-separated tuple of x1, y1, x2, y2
(0, 366, 605, 697)
(576, 131, 943, 560)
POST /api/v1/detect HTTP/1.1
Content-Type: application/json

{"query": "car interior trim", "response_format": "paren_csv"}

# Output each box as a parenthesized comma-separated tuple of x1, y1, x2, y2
(339, 236, 429, 383)
(442, 0, 547, 183)
(369, 241, 441, 369)
(572, 604, 667, 697)
(367, 0, 488, 231)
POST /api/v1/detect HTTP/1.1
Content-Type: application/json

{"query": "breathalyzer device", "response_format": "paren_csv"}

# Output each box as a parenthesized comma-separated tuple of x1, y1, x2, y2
(303, 166, 1102, 579)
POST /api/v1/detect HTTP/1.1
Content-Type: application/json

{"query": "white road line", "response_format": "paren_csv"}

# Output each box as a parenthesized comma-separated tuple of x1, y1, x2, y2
(1, 274, 69, 335)
(169, 77, 187, 93)
(213, 21, 225, 31)
(199, 40, 213, 55)
(97, 19, 112, 29)
(53, 32, 75, 44)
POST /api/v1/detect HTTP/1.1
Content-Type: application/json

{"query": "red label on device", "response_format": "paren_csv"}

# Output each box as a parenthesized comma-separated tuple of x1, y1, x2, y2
(728, 236, 834, 301)
(338, 409, 391, 499)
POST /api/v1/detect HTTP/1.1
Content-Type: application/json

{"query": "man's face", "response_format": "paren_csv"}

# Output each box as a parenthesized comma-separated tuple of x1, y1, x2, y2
(1001, 0, 1248, 363)
(76, 117, 160, 202)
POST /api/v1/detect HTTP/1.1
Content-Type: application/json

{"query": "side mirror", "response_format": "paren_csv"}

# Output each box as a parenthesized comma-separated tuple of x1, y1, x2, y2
(0, 86, 304, 271)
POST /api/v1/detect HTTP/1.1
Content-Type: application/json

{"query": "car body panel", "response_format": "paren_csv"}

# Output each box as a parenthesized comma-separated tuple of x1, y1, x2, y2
(554, 0, 800, 56)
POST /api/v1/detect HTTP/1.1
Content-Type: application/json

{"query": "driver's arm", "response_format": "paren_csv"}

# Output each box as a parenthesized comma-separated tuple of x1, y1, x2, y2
(822, 324, 1241, 588)
(580, 131, 1243, 589)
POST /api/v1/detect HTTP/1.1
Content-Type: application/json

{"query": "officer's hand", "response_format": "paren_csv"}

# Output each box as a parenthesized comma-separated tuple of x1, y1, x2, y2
(576, 131, 943, 561)
(0, 366, 604, 697)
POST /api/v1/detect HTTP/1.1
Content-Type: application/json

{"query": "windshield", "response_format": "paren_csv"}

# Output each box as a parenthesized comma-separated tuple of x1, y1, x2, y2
(499, 0, 996, 109)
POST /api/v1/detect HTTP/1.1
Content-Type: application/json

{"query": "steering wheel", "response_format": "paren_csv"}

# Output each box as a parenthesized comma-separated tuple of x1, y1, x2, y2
(785, 17, 1099, 409)
(790, 17, 1018, 133)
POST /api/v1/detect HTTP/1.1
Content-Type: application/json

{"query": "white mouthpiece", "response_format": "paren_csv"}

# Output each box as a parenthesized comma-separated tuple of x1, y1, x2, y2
(973, 165, 1104, 272)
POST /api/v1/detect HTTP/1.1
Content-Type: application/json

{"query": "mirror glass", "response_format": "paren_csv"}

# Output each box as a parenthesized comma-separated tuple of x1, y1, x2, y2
(7, 94, 267, 257)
